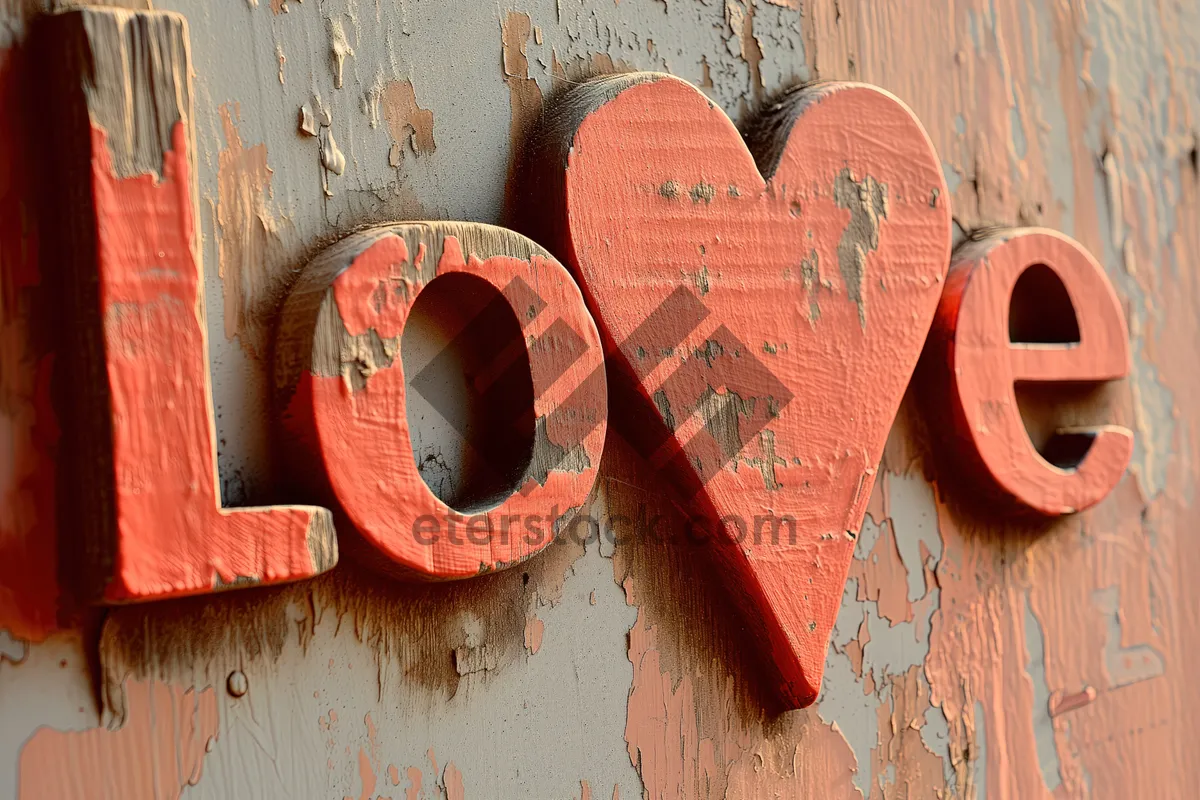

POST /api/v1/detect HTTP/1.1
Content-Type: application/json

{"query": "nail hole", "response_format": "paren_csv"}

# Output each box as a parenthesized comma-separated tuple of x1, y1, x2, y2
(227, 670, 248, 697)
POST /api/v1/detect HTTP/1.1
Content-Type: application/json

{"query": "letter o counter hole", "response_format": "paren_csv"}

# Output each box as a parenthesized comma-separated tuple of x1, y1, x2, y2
(401, 272, 537, 513)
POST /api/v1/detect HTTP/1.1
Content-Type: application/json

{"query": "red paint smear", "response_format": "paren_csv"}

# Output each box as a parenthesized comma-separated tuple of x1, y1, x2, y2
(404, 766, 422, 800)
(365, 711, 380, 764)
(0, 46, 60, 641)
(18, 679, 219, 799)
(524, 615, 545, 655)
(354, 747, 376, 800)
(88, 121, 328, 599)
(332, 235, 412, 339)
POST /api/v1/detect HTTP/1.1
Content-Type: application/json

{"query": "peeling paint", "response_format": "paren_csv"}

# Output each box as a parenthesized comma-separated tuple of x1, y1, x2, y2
(299, 104, 317, 136)
(329, 17, 355, 89)
(1023, 594, 1062, 792)
(18, 680, 218, 799)
(216, 103, 283, 356)
(1094, 585, 1166, 689)
(4, 0, 1200, 797)
(382, 80, 436, 165)
(502, 10, 543, 190)
(523, 615, 544, 655)
(320, 125, 347, 193)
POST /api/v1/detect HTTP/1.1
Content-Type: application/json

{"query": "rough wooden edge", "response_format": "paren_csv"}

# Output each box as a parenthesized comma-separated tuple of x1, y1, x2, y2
(36, 8, 193, 602)
(39, 7, 338, 602)
(507, 71, 663, 266)
(274, 221, 545, 413)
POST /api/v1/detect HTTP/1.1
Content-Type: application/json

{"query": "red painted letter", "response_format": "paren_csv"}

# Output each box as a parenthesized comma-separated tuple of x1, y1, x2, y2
(275, 223, 607, 579)
(929, 228, 1132, 514)
(42, 9, 336, 602)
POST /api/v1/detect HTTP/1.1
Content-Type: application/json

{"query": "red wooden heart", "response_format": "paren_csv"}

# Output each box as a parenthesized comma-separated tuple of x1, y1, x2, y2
(520, 74, 951, 708)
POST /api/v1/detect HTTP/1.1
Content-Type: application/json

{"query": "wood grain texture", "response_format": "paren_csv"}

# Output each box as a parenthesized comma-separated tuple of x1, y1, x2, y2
(515, 73, 951, 708)
(39, 8, 336, 603)
(274, 222, 607, 579)
(927, 228, 1132, 514)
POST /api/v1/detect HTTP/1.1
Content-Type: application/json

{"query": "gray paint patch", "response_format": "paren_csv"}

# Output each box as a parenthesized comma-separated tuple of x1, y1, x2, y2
(1094, 585, 1166, 688)
(1023, 593, 1062, 791)
(833, 168, 888, 328)
(973, 699, 988, 800)
(942, 161, 963, 195)
(921, 703, 955, 786)
(1009, 106, 1028, 160)
(819, 480, 946, 795)
(176, 538, 642, 800)
(888, 473, 942, 603)
(1087, 0, 1191, 499)
(818, 576, 885, 796)
(0, 631, 27, 665)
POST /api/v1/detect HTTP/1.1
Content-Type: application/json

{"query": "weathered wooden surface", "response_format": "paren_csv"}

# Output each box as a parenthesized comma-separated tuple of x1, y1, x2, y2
(2, 1, 1198, 798)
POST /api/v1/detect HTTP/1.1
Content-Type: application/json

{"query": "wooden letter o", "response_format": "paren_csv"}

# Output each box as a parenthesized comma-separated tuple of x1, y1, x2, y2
(930, 228, 1133, 515)
(275, 223, 607, 578)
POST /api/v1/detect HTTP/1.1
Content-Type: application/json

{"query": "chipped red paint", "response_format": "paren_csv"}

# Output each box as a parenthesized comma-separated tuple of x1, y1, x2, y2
(519, 72, 951, 708)
(276, 224, 608, 578)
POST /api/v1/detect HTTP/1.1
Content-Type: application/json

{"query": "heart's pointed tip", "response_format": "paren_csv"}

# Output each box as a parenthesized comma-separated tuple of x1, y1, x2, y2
(765, 616, 834, 711)
(776, 668, 823, 712)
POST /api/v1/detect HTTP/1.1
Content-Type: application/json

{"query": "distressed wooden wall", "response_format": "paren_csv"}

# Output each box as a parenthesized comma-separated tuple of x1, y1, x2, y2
(2, 0, 1198, 798)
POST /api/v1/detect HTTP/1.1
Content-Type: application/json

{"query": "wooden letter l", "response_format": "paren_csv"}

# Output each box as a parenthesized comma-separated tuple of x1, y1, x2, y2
(39, 9, 337, 602)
